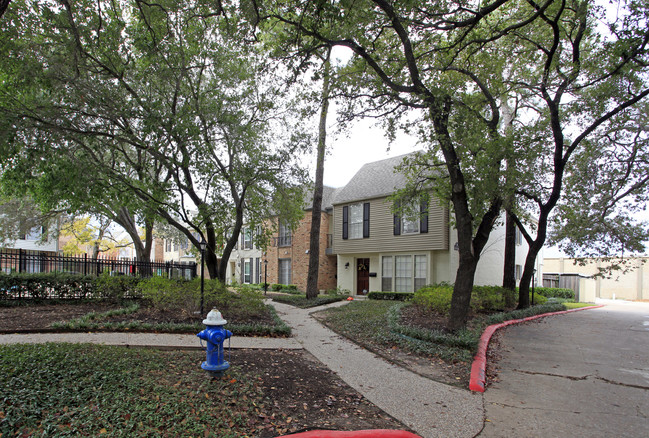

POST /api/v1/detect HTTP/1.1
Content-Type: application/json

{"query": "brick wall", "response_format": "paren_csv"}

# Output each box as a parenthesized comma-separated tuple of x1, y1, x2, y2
(264, 211, 337, 292)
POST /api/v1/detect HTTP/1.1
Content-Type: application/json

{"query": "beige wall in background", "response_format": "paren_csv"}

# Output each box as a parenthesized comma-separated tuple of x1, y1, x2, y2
(545, 257, 648, 301)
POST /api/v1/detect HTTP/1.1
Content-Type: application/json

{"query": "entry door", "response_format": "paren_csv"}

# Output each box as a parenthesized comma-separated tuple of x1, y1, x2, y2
(356, 258, 370, 295)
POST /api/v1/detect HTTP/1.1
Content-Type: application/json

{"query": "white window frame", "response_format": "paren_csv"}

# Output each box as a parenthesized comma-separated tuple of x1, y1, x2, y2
(279, 258, 292, 285)
(382, 256, 393, 292)
(243, 259, 252, 284)
(349, 203, 363, 239)
(401, 201, 420, 235)
(382, 254, 428, 293)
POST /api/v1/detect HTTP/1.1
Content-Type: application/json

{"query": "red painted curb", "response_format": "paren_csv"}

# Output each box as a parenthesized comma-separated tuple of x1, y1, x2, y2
(468, 305, 605, 392)
(276, 430, 422, 438)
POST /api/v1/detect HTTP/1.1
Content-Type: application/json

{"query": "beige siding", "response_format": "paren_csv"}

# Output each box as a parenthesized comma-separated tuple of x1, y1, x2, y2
(332, 197, 449, 254)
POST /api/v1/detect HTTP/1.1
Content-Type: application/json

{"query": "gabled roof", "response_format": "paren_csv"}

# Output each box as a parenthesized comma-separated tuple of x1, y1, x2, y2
(332, 153, 413, 205)
(304, 185, 341, 211)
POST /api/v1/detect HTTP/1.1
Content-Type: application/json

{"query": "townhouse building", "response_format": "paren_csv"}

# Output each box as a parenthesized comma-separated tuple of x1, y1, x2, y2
(331, 154, 541, 295)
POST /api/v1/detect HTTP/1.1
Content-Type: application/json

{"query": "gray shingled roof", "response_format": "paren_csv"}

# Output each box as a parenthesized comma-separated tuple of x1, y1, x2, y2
(332, 153, 413, 205)
(304, 185, 340, 211)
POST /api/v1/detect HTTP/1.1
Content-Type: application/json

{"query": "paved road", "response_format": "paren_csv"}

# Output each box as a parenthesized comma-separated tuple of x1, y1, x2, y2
(480, 301, 649, 437)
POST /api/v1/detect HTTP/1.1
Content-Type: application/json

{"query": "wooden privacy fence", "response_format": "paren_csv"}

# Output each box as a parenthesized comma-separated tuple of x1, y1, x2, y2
(0, 248, 197, 279)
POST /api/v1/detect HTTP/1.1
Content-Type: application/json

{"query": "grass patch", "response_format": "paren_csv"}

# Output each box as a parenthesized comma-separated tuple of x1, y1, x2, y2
(0, 343, 263, 437)
(563, 302, 597, 309)
(271, 294, 347, 308)
(316, 301, 568, 365)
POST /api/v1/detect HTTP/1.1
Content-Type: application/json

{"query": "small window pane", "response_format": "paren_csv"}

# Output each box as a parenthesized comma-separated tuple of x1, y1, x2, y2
(382, 256, 393, 292)
(395, 256, 412, 292)
(414, 255, 427, 292)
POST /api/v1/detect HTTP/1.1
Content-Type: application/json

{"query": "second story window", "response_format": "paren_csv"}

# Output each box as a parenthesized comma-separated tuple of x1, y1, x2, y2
(278, 222, 292, 247)
(242, 228, 253, 249)
(394, 198, 428, 236)
(342, 202, 370, 240)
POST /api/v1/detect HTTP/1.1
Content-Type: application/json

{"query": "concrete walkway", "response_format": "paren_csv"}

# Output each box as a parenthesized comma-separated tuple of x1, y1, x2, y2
(0, 301, 484, 438)
(271, 301, 484, 438)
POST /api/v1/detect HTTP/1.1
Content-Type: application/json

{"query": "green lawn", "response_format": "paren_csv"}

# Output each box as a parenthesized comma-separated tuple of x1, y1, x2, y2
(0, 343, 261, 437)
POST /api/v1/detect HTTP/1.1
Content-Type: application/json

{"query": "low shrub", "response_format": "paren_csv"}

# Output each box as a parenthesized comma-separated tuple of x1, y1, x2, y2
(367, 291, 414, 301)
(94, 272, 140, 301)
(414, 283, 548, 314)
(413, 284, 454, 313)
(529, 292, 548, 305)
(471, 286, 509, 312)
(0, 272, 96, 300)
(138, 276, 231, 315)
(533, 287, 575, 300)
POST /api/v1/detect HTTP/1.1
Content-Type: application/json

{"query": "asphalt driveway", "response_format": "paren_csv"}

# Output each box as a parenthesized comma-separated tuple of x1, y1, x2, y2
(480, 300, 649, 437)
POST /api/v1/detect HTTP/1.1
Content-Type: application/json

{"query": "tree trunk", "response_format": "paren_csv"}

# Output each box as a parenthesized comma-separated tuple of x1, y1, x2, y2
(306, 48, 331, 300)
(502, 210, 517, 307)
(517, 244, 541, 308)
(448, 248, 479, 330)
(430, 99, 502, 330)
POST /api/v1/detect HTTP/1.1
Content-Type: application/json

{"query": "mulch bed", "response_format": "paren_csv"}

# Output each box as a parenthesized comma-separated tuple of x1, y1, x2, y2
(0, 302, 123, 332)
(237, 349, 410, 436)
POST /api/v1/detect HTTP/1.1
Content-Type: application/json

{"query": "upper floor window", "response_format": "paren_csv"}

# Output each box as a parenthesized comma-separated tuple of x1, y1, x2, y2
(241, 227, 253, 250)
(342, 202, 370, 240)
(22, 226, 43, 241)
(278, 221, 292, 247)
(515, 228, 523, 245)
(394, 198, 428, 236)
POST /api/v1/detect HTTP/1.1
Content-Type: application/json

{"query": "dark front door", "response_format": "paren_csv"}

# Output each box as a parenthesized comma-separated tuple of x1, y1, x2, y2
(356, 258, 370, 295)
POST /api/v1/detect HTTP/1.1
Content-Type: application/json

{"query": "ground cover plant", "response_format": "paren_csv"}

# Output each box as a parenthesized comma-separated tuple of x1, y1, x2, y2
(0, 279, 291, 336)
(0, 343, 406, 437)
(270, 293, 347, 308)
(314, 289, 570, 387)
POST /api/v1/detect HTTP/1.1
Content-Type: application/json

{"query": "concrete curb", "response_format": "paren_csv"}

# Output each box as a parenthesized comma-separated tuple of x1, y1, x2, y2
(468, 305, 605, 392)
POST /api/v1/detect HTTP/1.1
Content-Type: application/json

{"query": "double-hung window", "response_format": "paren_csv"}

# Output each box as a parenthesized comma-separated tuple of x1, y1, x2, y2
(382, 256, 393, 291)
(394, 198, 429, 236)
(395, 256, 413, 292)
(279, 259, 292, 285)
(278, 222, 292, 247)
(382, 254, 428, 293)
(342, 203, 370, 239)
(242, 228, 253, 249)
(243, 259, 252, 283)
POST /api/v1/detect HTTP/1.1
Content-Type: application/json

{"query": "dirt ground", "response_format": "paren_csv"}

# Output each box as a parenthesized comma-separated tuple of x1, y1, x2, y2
(0, 302, 412, 435)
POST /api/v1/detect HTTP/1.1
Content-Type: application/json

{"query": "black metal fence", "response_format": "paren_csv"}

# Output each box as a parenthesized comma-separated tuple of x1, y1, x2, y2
(0, 248, 197, 279)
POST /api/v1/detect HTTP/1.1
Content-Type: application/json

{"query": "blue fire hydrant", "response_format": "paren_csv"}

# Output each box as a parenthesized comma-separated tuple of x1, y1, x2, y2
(197, 309, 232, 377)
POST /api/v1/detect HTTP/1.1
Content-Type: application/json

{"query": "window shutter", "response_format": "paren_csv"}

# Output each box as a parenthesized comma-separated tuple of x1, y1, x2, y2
(342, 206, 349, 240)
(363, 202, 370, 238)
(393, 201, 401, 236)
(420, 199, 429, 234)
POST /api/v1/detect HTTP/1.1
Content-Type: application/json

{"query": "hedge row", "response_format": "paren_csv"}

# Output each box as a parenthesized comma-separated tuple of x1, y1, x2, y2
(413, 284, 546, 313)
(367, 291, 414, 301)
(0, 272, 142, 300)
(532, 287, 575, 300)
(0, 272, 190, 301)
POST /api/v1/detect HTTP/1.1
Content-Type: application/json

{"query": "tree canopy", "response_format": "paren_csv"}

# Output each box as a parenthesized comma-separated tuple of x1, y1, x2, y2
(0, 0, 310, 280)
